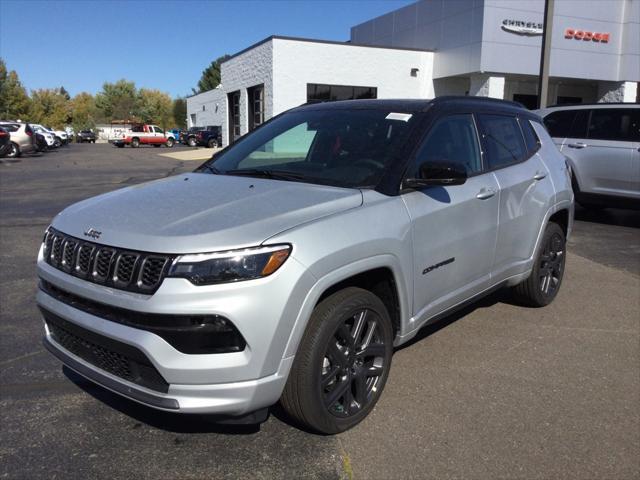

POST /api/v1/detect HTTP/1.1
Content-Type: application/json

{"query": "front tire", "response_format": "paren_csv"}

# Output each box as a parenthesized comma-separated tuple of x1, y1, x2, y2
(281, 287, 394, 434)
(166, 138, 175, 148)
(187, 137, 196, 147)
(6, 142, 20, 158)
(513, 222, 566, 307)
(207, 138, 217, 148)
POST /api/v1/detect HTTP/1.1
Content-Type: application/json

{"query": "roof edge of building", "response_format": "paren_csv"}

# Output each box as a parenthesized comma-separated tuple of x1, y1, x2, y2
(220, 34, 433, 65)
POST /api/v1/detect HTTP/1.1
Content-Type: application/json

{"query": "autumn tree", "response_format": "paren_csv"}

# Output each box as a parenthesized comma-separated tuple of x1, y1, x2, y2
(95, 79, 138, 121)
(0, 58, 31, 120)
(70, 92, 98, 130)
(193, 54, 231, 94)
(137, 89, 174, 129)
(29, 89, 70, 128)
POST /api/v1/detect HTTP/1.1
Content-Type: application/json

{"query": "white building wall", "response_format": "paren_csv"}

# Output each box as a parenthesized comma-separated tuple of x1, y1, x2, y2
(271, 38, 434, 116)
(220, 40, 274, 146)
(186, 87, 226, 129)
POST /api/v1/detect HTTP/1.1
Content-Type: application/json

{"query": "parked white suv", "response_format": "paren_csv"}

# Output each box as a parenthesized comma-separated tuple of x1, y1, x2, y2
(537, 103, 639, 209)
(38, 97, 573, 433)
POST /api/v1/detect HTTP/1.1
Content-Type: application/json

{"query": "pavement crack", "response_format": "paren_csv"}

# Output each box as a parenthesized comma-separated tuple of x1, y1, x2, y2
(0, 349, 45, 367)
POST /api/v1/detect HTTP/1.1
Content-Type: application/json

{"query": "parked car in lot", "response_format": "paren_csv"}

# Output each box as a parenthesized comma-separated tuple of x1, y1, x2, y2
(110, 124, 175, 148)
(32, 125, 57, 149)
(37, 97, 573, 434)
(0, 126, 11, 157)
(32, 124, 65, 147)
(76, 130, 96, 143)
(0, 121, 36, 157)
(196, 126, 222, 148)
(537, 103, 640, 209)
(181, 126, 221, 147)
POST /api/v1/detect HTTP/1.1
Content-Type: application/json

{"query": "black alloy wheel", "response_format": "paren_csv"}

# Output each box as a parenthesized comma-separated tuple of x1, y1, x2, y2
(538, 230, 564, 298)
(321, 308, 387, 418)
(513, 221, 566, 307)
(281, 287, 393, 434)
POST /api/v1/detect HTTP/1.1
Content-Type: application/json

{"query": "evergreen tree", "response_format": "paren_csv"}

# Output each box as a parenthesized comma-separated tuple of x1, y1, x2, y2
(194, 54, 231, 94)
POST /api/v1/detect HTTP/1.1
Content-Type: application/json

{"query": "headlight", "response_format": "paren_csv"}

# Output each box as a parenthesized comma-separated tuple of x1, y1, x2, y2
(167, 245, 291, 286)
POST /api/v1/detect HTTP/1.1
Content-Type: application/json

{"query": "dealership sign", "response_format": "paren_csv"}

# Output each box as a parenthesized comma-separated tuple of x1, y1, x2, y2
(564, 28, 610, 42)
(502, 19, 543, 36)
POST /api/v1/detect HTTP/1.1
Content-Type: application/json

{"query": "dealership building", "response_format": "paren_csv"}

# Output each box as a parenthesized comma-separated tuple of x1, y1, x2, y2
(187, 0, 639, 147)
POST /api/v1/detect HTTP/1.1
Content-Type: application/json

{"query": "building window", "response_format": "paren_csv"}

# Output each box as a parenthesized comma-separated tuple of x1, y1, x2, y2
(306, 83, 377, 103)
(513, 94, 538, 110)
(228, 91, 241, 143)
(202, 105, 206, 111)
(248, 84, 264, 131)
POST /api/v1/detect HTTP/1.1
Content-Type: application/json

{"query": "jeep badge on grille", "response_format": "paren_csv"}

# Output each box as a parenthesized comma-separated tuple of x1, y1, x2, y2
(83, 228, 102, 240)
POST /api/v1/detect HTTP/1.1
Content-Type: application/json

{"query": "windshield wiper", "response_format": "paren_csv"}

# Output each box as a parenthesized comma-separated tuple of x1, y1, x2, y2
(198, 163, 221, 174)
(223, 169, 307, 181)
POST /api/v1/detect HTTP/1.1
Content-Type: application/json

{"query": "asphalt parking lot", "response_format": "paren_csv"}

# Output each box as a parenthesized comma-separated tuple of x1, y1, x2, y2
(1, 143, 638, 479)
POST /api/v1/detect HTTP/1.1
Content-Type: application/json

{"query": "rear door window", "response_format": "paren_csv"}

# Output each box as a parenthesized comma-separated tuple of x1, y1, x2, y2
(477, 114, 527, 170)
(588, 108, 639, 142)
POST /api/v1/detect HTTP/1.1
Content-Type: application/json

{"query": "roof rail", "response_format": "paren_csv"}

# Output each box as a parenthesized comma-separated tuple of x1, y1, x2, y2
(432, 95, 525, 109)
(544, 101, 640, 108)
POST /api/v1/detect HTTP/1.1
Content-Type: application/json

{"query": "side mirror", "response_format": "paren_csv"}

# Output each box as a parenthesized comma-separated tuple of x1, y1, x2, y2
(404, 161, 467, 189)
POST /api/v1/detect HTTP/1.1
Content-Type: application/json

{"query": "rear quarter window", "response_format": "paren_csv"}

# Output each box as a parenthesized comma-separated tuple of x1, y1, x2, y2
(519, 118, 540, 154)
(588, 108, 640, 142)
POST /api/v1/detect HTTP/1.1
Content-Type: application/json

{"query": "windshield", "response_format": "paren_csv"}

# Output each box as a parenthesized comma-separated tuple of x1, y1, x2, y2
(197, 108, 421, 189)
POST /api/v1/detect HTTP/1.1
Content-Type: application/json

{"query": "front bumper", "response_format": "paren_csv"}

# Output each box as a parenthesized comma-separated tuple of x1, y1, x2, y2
(36, 248, 315, 415)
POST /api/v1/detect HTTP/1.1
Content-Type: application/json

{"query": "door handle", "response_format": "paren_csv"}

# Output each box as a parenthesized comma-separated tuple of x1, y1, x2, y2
(533, 171, 547, 181)
(567, 142, 587, 149)
(476, 188, 497, 200)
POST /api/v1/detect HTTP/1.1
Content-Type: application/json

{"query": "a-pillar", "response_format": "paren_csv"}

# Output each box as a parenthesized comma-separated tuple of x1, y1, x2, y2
(469, 74, 506, 99)
(597, 81, 638, 103)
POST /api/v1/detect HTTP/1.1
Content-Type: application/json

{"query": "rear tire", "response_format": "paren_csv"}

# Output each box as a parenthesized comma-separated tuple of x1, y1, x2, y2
(280, 287, 394, 434)
(131, 138, 140, 148)
(513, 222, 566, 307)
(188, 137, 196, 147)
(207, 138, 217, 148)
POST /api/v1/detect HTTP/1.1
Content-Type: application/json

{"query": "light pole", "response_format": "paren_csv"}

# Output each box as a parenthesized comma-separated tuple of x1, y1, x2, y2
(537, 0, 555, 108)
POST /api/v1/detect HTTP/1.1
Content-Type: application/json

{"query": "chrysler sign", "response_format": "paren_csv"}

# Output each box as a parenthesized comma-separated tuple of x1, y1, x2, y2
(502, 19, 543, 36)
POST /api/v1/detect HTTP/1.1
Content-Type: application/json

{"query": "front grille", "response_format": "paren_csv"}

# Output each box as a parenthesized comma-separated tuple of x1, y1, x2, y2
(40, 280, 247, 354)
(43, 228, 174, 294)
(42, 307, 169, 393)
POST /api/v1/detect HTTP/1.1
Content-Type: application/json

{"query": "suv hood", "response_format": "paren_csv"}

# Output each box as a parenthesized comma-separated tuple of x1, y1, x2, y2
(52, 173, 363, 254)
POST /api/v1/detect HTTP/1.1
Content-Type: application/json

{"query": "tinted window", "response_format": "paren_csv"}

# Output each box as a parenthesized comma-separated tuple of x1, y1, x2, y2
(543, 110, 576, 138)
(307, 83, 377, 103)
(519, 118, 540, 154)
(569, 109, 589, 138)
(0, 123, 19, 132)
(478, 114, 527, 170)
(410, 114, 482, 176)
(201, 108, 421, 189)
(588, 108, 640, 142)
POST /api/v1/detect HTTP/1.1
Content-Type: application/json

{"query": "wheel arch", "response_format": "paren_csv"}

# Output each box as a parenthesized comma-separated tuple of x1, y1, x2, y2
(281, 255, 410, 360)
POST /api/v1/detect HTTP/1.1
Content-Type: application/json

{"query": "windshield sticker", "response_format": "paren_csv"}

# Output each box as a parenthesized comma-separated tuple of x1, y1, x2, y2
(386, 112, 413, 122)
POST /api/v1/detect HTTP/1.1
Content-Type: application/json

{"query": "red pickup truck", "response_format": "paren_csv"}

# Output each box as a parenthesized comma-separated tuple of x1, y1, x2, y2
(110, 124, 176, 148)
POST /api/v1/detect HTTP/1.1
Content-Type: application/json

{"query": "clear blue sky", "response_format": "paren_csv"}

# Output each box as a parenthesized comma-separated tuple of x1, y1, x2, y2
(0, 0, 412, 98)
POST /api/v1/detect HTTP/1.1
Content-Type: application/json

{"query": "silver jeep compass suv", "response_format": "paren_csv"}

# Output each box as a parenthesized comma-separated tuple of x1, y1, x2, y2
(37, 97, 573, 434)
